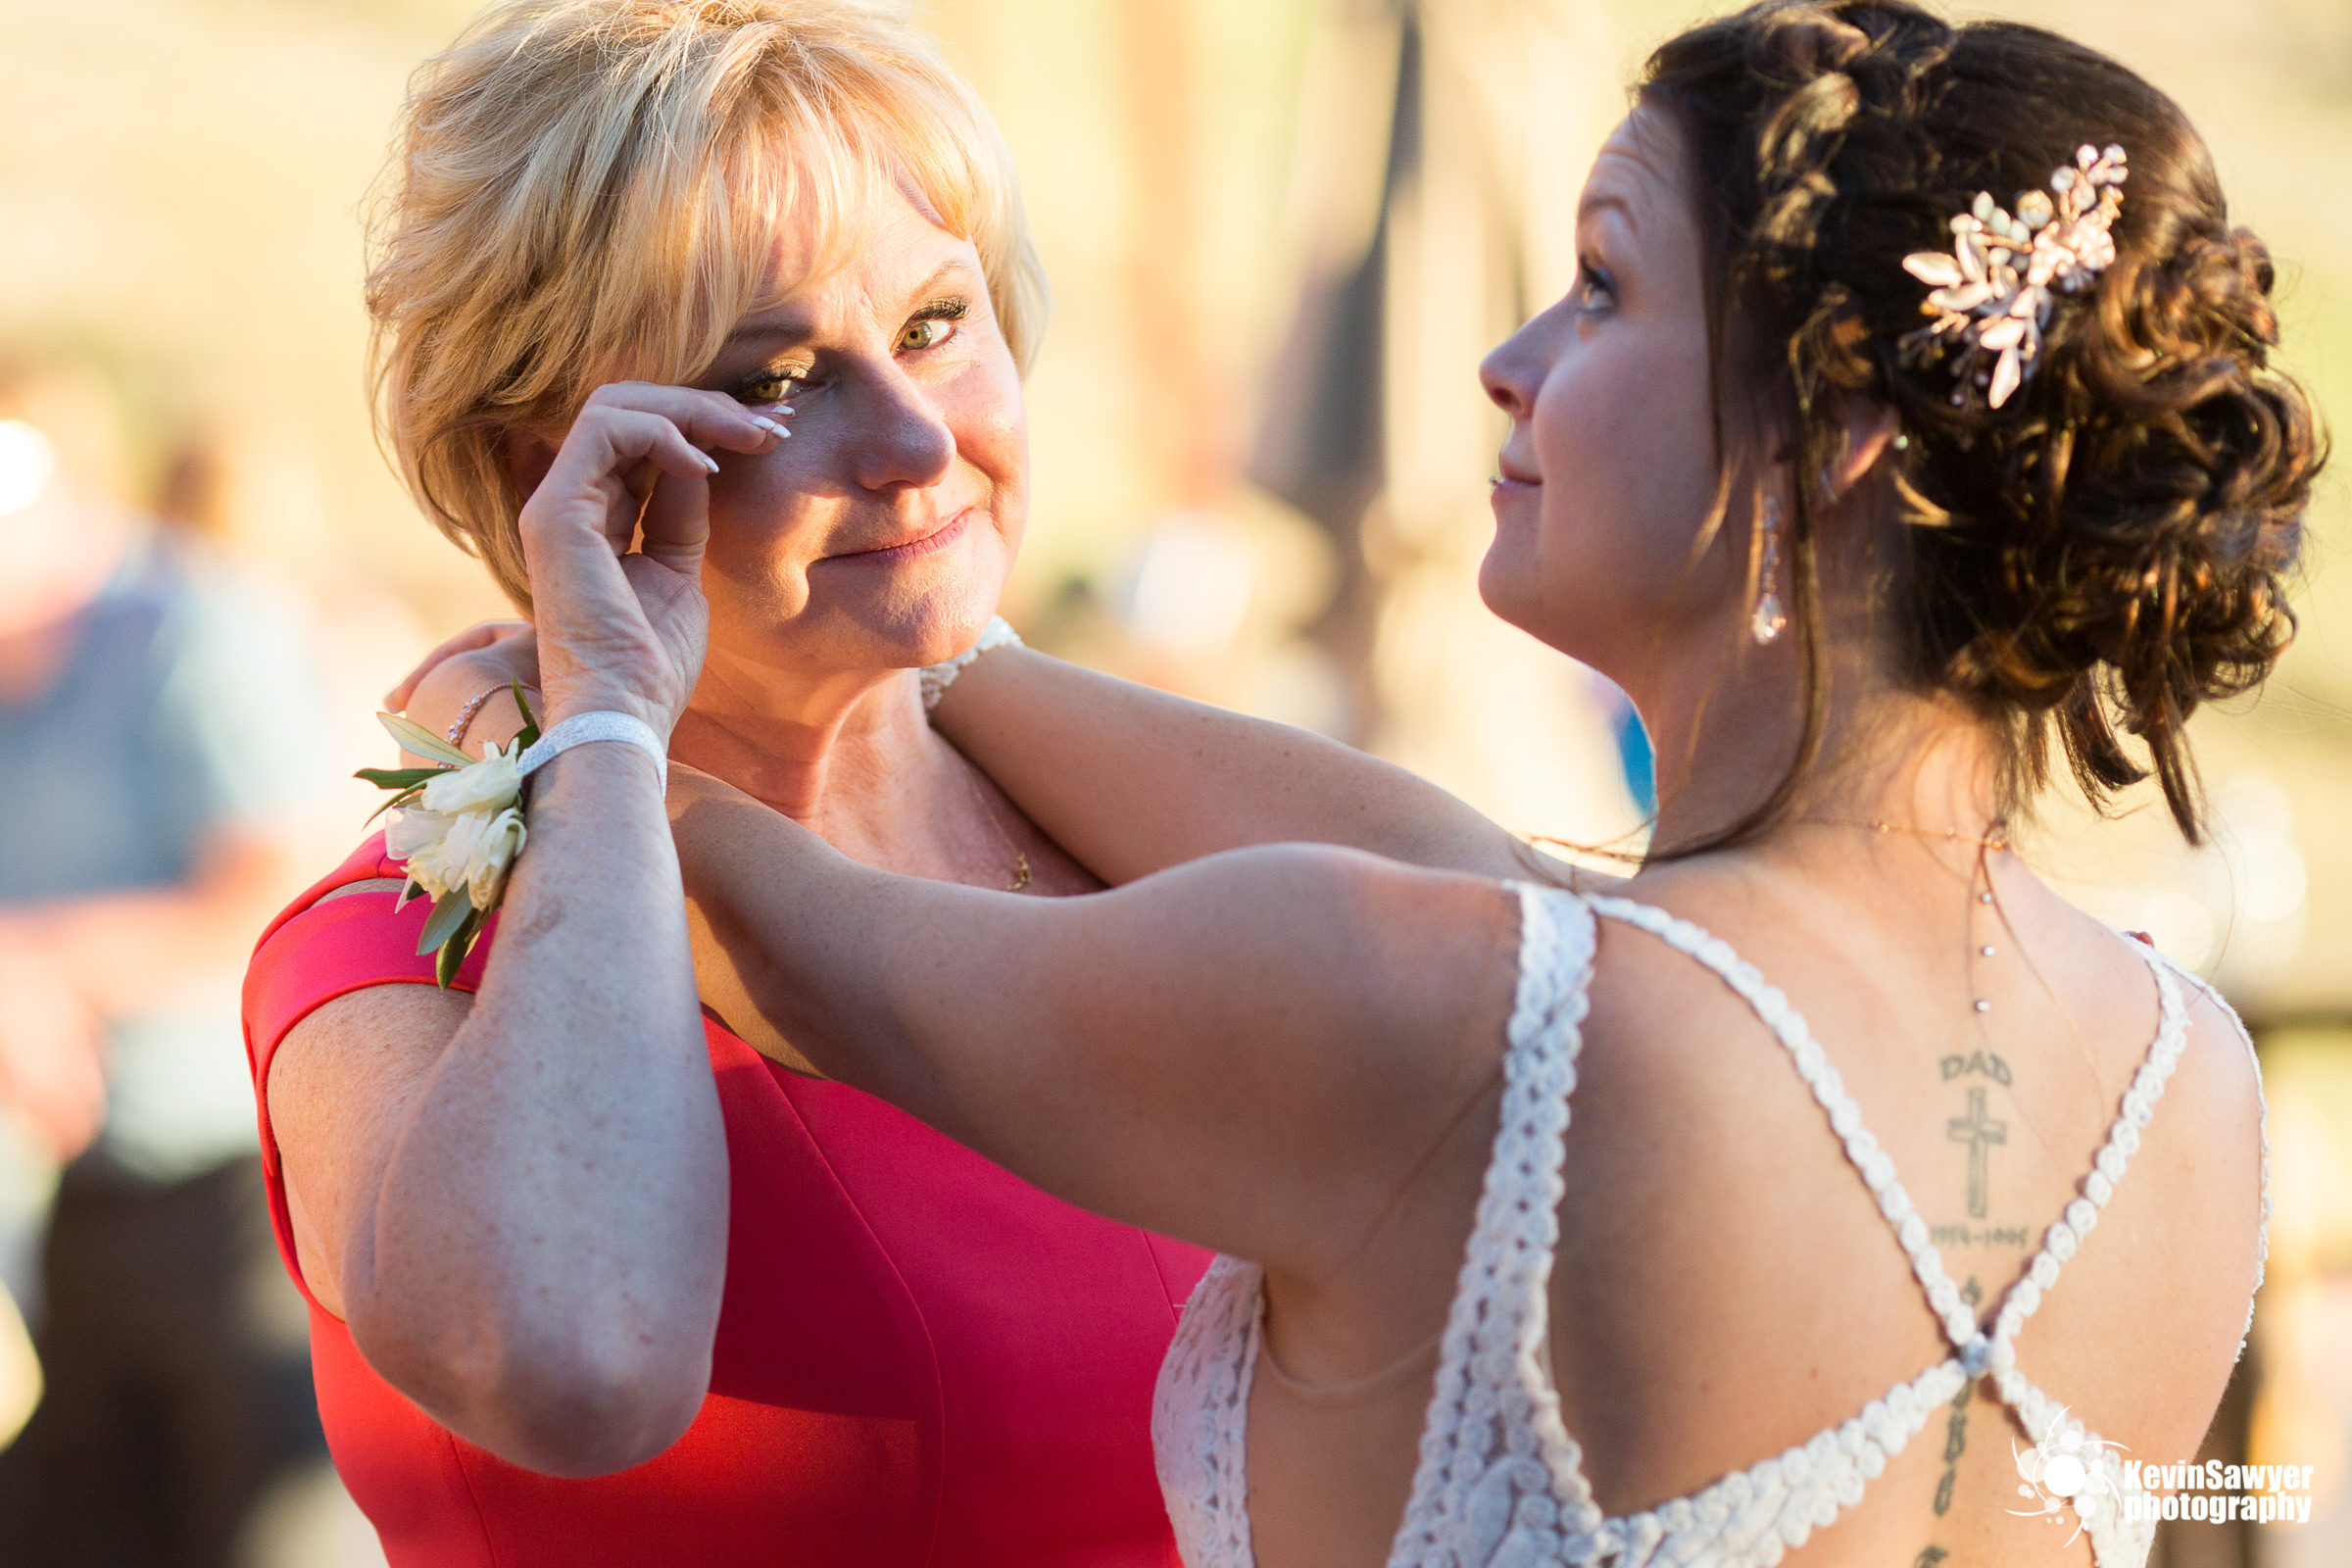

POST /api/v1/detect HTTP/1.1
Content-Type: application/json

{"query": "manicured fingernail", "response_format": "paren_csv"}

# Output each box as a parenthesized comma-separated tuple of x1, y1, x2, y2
(753, 417, 786, 436)
(698, 452, 721, 473)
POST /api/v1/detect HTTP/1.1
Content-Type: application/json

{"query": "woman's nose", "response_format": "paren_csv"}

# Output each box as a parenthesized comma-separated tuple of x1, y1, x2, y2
(1480, 322, 1544, 421)
(849, 368, 957, 493)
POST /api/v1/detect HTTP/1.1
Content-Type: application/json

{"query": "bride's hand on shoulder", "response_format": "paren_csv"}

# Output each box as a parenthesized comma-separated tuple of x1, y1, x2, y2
(391, 620, 542, 756)
(515, 382, 785, 731)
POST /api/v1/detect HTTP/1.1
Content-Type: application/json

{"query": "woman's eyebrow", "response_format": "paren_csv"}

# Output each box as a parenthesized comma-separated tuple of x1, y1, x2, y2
(1577, 191, 1639, 235)
(722, 259, 983, 352)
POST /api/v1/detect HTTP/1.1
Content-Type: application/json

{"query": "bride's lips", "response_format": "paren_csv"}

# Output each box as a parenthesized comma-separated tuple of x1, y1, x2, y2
(825, 508, 973, 565)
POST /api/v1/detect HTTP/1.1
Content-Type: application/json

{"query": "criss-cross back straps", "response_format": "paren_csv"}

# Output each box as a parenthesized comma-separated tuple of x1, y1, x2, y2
(1582, 895, 2187, 1381)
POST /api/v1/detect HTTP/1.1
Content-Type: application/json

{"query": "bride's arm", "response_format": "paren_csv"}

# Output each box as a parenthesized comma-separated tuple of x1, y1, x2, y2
(929, 646, 1542, 885)
(393, 629, 1561, 886)
(673, 770, 1519, 1274)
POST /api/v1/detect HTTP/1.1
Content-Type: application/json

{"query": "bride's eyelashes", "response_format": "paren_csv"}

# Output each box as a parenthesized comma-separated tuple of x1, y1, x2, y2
(721, 296, 973, 406)
(1572, 256, 1619, 317)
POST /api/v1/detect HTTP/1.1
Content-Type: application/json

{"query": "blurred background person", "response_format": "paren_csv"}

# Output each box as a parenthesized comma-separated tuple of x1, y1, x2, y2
(0, 352, 343, 1568)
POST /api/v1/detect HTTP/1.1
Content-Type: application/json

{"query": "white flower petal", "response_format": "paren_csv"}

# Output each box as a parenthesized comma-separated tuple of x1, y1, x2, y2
(1930, 281, 1997, 314)
(385, 807, 455, 862)
(1989, 347, 2024, 408)
(420, 742, 523, 815)
(1979, 317, 2027, 352)
(1905, 252, 1965, 287)
(462, 808, 529, 910)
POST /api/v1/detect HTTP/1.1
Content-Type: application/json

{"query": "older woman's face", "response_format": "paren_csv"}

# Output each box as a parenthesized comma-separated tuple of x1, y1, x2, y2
(690, 182, 1026, 676)
(1476, 109, 1727, 684)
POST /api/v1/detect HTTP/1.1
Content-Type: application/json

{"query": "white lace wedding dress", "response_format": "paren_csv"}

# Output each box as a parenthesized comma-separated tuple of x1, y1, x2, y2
(1152, 884, 2268, 1568)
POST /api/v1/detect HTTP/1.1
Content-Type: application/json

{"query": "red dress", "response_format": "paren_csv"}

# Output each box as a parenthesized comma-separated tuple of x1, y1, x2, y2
(241, 836, 1210, 1567)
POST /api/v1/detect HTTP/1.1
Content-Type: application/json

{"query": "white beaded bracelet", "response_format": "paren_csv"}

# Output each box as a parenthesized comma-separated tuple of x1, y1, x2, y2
(918, 615, 1023, 712)
(516, 710, 669, 790)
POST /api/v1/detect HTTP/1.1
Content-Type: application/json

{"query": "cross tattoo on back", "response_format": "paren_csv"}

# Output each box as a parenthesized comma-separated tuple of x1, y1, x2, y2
(1947, 1087, 2008, 1219)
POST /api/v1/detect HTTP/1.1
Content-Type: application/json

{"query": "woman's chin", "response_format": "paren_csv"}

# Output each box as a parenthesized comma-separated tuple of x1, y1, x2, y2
(794, 561, 1009, 671)
(1476, 544, 1543, 637)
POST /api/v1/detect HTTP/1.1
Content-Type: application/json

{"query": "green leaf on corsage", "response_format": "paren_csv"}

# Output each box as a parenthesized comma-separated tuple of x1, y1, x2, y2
(356, 766, 454, 790)
(416, 886, 475, 959)
(377, 711, 476, 768)
(434, 906, 485, 990)
(511, 679, 542, 752)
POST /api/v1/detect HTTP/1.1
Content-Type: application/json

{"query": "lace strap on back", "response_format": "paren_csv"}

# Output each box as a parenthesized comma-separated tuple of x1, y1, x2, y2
(1582, 896, 1993, 1368)
(1976, 952, 2186, 1380)
(1387, 885, 1602, 1566)
(2133, 943, 2269, 1363)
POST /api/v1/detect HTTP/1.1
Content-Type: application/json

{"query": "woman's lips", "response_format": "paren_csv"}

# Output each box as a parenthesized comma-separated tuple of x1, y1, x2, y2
(827, 508, 973, 565)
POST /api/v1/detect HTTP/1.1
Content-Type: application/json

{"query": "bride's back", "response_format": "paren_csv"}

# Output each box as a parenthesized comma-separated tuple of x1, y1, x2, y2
(1553, 850, 2263, 1565)
(1464, 8, 2313, 1551)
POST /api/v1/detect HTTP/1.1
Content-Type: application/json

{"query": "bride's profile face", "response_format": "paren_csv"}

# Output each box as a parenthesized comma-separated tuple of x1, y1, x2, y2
(689, 181, 1027, 677)
(1478, 109, 1729, 685)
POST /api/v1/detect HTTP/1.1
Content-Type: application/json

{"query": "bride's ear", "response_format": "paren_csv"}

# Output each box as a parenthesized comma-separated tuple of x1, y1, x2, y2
(1820, 399, 1902, 503)
(498, 425, 559, 501)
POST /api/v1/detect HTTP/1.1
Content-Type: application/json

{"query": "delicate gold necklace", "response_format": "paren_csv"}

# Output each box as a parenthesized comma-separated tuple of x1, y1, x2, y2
(960, 763, 1033, 893)
(1798, 817, 2010, 1016)
(1799, 817, 2113, 1152)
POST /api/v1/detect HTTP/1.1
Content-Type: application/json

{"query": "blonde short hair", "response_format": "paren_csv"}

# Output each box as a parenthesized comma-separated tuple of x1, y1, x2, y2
(367, 0, 1048, 607)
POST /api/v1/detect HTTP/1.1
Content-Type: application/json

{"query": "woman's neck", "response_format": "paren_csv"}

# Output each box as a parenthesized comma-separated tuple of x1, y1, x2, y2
(668, 646, 958, 853)
(1636, 604, 2005, 861)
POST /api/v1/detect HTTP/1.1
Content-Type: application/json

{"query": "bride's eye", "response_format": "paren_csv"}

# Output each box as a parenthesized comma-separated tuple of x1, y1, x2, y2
(1572, 257, 1618, 316)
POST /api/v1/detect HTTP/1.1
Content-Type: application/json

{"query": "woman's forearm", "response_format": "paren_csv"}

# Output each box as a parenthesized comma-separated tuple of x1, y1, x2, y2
(349, 743, 726, 1475)
(930, 648, 1528, 883)
(672, 778, 1517, 1273)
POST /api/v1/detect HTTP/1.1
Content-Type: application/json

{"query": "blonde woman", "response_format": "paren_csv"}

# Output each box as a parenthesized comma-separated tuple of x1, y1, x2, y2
(239, 4, 1205, 1564)
(502, 2, 2309, 1564)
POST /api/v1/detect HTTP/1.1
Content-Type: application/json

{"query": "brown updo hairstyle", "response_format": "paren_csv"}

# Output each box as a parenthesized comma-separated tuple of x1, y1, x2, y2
(1642, 0, 2321, 844)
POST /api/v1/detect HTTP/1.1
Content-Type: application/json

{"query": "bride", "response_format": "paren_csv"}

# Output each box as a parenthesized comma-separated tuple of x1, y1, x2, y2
(434, 2, 2314, 1563)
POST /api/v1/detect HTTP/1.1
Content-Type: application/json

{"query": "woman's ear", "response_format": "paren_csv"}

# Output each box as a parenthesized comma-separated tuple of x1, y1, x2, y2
(499, 425, 558, 500)
(1822, 399, 1902, 503)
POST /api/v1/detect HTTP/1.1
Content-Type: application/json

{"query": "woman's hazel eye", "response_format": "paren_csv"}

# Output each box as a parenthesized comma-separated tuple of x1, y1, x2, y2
(740, 371, 797, 404)
(900, 318, 952, 352)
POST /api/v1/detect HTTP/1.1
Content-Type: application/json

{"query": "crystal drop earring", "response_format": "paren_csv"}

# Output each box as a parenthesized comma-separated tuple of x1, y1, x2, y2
(1750, 495, 1788, 645)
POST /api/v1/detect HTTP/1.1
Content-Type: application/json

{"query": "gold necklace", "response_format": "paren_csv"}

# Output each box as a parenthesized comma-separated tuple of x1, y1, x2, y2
(1798, 817, 2010, 1017)
(1800, 817, 2114, 1148)
(959, 763, 1033, 893)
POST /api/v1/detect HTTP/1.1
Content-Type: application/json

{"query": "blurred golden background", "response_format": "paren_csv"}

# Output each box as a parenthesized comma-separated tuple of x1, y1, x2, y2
(0, 1, 2345, 1563)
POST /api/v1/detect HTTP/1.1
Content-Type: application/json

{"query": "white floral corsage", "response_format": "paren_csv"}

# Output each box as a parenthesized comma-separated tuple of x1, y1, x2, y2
(359, 682, 539, 987)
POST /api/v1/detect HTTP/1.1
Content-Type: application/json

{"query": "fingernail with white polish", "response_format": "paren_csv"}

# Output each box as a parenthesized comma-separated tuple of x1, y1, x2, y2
(753, 417, 785, 436)
(698, 452, 721, 474)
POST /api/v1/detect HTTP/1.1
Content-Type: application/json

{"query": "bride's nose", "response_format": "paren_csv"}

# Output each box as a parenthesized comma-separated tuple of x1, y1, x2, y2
(1480, 323, 1544, 422)
(848, 368, 956, 493)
